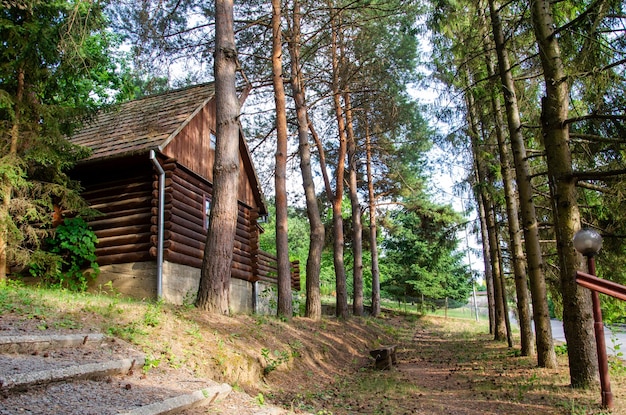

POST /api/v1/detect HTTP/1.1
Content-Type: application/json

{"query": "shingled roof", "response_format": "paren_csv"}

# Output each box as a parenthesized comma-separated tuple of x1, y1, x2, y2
(70, 83, 215, 161)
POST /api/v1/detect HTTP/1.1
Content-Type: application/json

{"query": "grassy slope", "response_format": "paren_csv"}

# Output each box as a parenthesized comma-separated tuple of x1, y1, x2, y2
(1, 282, 624, 414)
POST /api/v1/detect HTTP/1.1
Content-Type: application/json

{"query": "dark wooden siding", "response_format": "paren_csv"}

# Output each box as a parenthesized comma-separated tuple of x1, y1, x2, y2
(76, 157, 294, 288)
(256, 252, 301, 291)
(79, 160, 154, 265)
(149, 161, 260, 283)
(162, 100, 260, 211)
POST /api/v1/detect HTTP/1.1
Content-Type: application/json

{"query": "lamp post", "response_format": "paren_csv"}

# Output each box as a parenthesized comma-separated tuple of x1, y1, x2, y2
(573, 228, 613, 409)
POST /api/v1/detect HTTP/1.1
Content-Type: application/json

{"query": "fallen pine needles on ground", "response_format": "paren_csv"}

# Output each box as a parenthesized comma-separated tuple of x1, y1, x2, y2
(0, 282, 624, 414)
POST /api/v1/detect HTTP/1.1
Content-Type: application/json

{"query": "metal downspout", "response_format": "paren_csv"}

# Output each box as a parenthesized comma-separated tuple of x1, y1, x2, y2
(149, 150, 165, 299)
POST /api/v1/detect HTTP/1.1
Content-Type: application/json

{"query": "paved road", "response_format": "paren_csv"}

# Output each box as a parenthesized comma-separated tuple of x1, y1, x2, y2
(550, 319, 626, 358)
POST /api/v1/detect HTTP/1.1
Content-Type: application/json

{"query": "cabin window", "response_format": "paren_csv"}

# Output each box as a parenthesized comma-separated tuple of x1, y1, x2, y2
(210, 132, 216, 150)
(204, 197, 211, 230)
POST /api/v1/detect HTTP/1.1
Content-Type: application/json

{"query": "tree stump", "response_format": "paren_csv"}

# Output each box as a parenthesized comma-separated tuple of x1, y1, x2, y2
(369, 345, 397, 370)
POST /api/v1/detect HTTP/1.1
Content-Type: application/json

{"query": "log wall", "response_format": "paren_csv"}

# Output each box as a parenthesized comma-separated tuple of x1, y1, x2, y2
(82, 171, 154, 266)
(81, 158, 299, 290)
(255, 251, 301, 291)
(149, 162, 261, 283)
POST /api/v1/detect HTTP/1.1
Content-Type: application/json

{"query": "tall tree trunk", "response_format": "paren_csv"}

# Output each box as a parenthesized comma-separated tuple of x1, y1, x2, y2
(271, 0, 292, 319)
(344, 91, 363, 317)
(486, 195, 507, 342)
(466, 96, 507, 341)
(531, 0, 597, 387)
(492, 94, 534, 353)
(478, 3, 534, 356)
(196, 0, 240, 314)
(288, 0, 324, 320)
(365, 119, 380, 317)
(496, 221, 514, 348)
(329, 4, 348, 319)
(476, 182, 496, 334)
(488, 0, 557, 368)
(466, 77, 505, 339)
(0, 68, 24, 281)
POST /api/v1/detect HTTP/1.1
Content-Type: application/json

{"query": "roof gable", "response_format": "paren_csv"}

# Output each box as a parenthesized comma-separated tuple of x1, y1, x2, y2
(70, 83, 215, 161)
(69, 83, 267, 214)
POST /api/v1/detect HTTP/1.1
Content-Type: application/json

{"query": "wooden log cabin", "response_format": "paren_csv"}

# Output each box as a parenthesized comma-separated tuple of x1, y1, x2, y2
(68, 83, 299, 313)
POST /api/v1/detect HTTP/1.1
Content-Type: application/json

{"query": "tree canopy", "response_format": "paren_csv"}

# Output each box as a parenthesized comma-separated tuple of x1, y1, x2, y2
(0, 0, 125, 278)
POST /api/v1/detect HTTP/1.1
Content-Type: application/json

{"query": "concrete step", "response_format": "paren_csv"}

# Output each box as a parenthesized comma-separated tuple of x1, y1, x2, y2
(0, 333, 106, 354)
(0, 333, 232, 415)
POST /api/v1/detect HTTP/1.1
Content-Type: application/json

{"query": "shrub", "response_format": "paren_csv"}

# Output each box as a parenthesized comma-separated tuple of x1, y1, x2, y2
(29, 217, 99, 291)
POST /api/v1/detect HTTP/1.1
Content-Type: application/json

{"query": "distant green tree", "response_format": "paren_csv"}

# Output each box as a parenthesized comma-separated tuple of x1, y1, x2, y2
(0, 0, 125, 279)
(380, 199, 472, 306)
(259, 201, 311, 279)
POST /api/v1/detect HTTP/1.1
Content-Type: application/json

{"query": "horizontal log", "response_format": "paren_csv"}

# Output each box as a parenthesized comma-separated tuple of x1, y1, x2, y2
(83, 179, 151, 201)
(167, 240, 203, 260)
(257, 275, 278, 284)
(151, 209, 173, 222)
(96, 242, 152, 257)
(172, 197, 203, 219)
(98, 251, 152, 266)
(151, 191, 173, 204)
(231, 260, 253, 274)
(95, 224, 152, 239)
(257, 271, 278, 280)
(89, 206, 151, 222)
(171, 213, 205, 236)
(257, 262, 277, 272)
(159, 249, 255, 282)
(172, 170, 211, 198)
(89, 194, 152, 213)
(172, 205, 203, 228)
(89, 212, 152, 230)
(258, 251, 278, 262)
(163, 249, 202, 268)
(258, 255, 277, 264)
(165, 231, 204, 251)
(174, 165, 212, 193)
(162, 238, 248, 262)
(231, 267, 253, 282)
(235, 230, 252, 246)
(257, 262, 277, 274)
(167, 222, 206, 242)
(151, 204, 203, 229)
(235, 225, 253, 242)
(172, 177, 206, 206)
(160, 162, 177, 171)
(97, 232, 152, 248)
(232, 251, 252, 267)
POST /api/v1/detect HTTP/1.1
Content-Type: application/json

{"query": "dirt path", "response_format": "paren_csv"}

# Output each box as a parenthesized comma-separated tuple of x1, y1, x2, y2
(1, 285, 621, 415)
(269, 316, 621, 415)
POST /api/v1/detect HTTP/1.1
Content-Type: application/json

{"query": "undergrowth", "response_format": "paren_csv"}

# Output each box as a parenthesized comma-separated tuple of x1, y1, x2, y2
(1, 282, 625, 415)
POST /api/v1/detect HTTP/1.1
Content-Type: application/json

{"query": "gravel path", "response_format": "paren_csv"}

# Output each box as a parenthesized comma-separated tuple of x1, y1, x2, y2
(0, 316, 304, 415)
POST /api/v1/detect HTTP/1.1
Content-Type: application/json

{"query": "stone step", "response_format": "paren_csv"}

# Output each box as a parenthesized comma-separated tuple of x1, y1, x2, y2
(0, 356, 143, 391)
(0, 372, 232, 415)
(0, 333, 233, 415)
(0, 333, 106, 354)
(118, 383, 232, 415)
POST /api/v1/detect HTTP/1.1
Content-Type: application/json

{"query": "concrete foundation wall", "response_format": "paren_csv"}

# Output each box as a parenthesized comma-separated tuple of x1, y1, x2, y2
(92, 260, 261, 314)
(255, 282, 277, 315)
(162, 261, 200, 306)
(89, 262, 157, 300)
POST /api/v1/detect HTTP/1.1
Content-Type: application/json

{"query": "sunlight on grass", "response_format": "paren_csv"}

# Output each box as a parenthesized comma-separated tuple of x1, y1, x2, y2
(2, 283, 625, 415)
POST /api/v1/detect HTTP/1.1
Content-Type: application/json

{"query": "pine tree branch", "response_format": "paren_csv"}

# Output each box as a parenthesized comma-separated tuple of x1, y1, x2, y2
(570, 133, 626, 144)
(573, 168, 626, 181)
(565, 113, 626, 125)
(552, 0, 606, 37)
(576, 181, 616, 194)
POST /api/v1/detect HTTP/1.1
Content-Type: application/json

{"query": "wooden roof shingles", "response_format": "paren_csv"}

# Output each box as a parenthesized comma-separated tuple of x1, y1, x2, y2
(70, 83, 215, 161)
